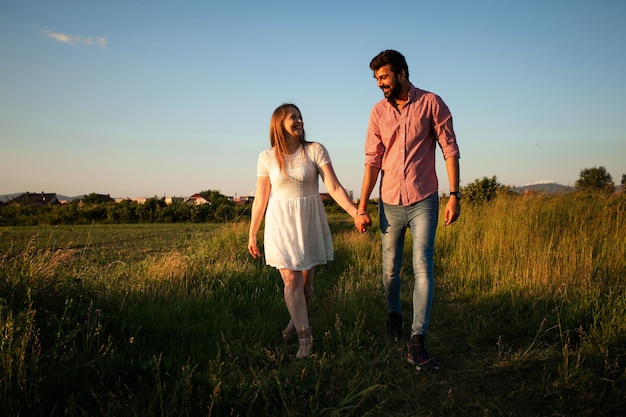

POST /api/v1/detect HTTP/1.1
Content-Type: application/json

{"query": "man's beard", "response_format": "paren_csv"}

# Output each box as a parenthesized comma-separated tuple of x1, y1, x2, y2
(383, 77, 402, 101)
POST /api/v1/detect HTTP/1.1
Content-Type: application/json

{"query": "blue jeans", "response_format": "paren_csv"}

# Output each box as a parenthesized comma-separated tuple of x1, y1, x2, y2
(379, 193, 439, 337)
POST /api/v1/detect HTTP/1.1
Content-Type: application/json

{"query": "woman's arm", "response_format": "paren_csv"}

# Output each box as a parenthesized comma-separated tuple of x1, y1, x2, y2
(248, 175, 271, 258)
(318, 162, 360, 217)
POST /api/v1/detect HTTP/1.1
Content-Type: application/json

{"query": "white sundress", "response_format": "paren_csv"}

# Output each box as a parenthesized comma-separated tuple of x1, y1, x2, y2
(257, 142, 334, 270)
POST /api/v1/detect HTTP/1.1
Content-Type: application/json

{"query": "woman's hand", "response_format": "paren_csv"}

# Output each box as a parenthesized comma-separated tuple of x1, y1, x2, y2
(354, 213, 372, 233)
(248, 235, 261, 258)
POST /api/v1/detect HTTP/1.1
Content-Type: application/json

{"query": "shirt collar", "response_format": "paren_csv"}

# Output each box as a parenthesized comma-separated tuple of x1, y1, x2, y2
(383, 83, 417, 109)
(407, 83, 418, 102)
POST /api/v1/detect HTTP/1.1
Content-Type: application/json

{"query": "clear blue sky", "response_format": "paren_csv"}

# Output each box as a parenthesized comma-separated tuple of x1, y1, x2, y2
(1, 0, 625, 199)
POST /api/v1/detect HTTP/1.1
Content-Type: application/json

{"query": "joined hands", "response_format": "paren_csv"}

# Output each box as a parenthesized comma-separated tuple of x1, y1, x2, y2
(354, 213, 372, 233)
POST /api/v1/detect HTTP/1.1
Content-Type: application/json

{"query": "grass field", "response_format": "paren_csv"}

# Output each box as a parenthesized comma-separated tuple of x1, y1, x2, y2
(1, 193, 625, 416)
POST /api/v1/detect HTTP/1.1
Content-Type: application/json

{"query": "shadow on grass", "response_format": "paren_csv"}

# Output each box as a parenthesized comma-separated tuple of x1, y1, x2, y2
(2, 221, 625, 417)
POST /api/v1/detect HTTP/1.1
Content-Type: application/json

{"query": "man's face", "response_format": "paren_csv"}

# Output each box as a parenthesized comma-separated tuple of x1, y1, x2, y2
(373, 64, 403, 100)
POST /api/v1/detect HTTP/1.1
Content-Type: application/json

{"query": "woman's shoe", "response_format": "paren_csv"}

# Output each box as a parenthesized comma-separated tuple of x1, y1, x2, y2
(282, 323, 297, 341)
(296, 327, 313, 358)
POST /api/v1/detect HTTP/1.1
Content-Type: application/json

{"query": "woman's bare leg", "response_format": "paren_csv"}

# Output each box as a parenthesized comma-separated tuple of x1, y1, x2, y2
(283, 267, 315, 338)
(280, 269, 309, 334)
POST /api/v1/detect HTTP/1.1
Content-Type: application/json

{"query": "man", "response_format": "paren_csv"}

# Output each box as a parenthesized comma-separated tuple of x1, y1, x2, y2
(356, 50, 461, 371)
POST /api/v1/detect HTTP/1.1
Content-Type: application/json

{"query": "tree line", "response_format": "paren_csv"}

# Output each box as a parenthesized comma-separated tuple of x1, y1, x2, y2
(1, 167, 623, 226)
(0, 190, 251, 226)
(460, 166, 623, 204)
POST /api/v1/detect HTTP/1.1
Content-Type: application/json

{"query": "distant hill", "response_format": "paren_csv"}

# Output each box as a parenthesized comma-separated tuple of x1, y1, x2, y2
(512, 182, 574, 194)
(57, 194, 84, 201)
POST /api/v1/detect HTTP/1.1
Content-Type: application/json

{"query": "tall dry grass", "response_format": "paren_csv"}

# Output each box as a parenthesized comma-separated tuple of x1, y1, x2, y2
(436, 193, 625, 399)
(0, 194, 625, 416)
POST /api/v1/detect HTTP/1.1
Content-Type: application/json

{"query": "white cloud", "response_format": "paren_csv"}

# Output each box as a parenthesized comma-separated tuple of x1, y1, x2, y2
(43, 30, 106, 48)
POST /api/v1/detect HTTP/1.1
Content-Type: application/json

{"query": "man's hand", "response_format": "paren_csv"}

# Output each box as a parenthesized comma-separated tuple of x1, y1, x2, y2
(444, 198, 460, 226)
(354, 213, 372, 233)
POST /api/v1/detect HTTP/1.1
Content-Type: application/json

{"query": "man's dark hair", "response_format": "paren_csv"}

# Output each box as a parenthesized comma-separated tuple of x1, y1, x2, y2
(369, 50, 409, 79)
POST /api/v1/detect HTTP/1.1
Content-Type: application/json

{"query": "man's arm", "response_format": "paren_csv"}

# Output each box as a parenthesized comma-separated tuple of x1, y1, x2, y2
(444, 156, 460, 226)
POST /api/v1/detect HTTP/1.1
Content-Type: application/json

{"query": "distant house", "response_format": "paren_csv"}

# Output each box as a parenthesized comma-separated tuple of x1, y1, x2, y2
(319, 191, 356, 203)
(11, 192, 61, 207)
(164, 196, 184, 205)
(229, 195, 254, 206)
(98, 193, 115, 203)
(183, 193, 211, 206)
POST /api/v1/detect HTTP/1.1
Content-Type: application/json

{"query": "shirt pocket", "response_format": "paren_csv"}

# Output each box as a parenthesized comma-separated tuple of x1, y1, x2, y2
(408, 117, 432, 141)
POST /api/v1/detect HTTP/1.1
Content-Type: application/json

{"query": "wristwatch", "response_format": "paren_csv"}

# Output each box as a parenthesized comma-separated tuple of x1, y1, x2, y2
(450, 191, 462, 200)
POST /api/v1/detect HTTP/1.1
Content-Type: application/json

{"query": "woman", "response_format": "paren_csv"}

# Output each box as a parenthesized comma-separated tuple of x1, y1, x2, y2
(248, 103, 368, 358)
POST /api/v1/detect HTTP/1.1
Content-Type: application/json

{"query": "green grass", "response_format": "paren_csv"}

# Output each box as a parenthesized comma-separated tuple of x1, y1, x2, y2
(1, 193, 625, 416)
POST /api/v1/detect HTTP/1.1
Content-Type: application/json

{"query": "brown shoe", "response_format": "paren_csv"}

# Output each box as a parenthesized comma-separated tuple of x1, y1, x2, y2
(407, 335, 439, 371)
(386, 313, 403, 340)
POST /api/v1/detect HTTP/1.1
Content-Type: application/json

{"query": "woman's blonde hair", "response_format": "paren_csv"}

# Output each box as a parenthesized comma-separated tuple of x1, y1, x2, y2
(269, 103, 308, 176)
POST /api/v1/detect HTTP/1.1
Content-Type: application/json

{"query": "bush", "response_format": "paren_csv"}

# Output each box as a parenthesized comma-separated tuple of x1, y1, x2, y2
(575, 166, 615, 194)
(461, 175, 510, 204)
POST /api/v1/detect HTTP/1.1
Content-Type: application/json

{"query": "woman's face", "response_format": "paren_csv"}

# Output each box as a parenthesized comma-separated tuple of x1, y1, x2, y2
(282, 107, 304, 139)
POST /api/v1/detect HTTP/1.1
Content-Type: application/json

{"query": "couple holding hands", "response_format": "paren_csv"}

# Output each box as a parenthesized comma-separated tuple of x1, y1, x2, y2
(248, 50, 461, 371)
